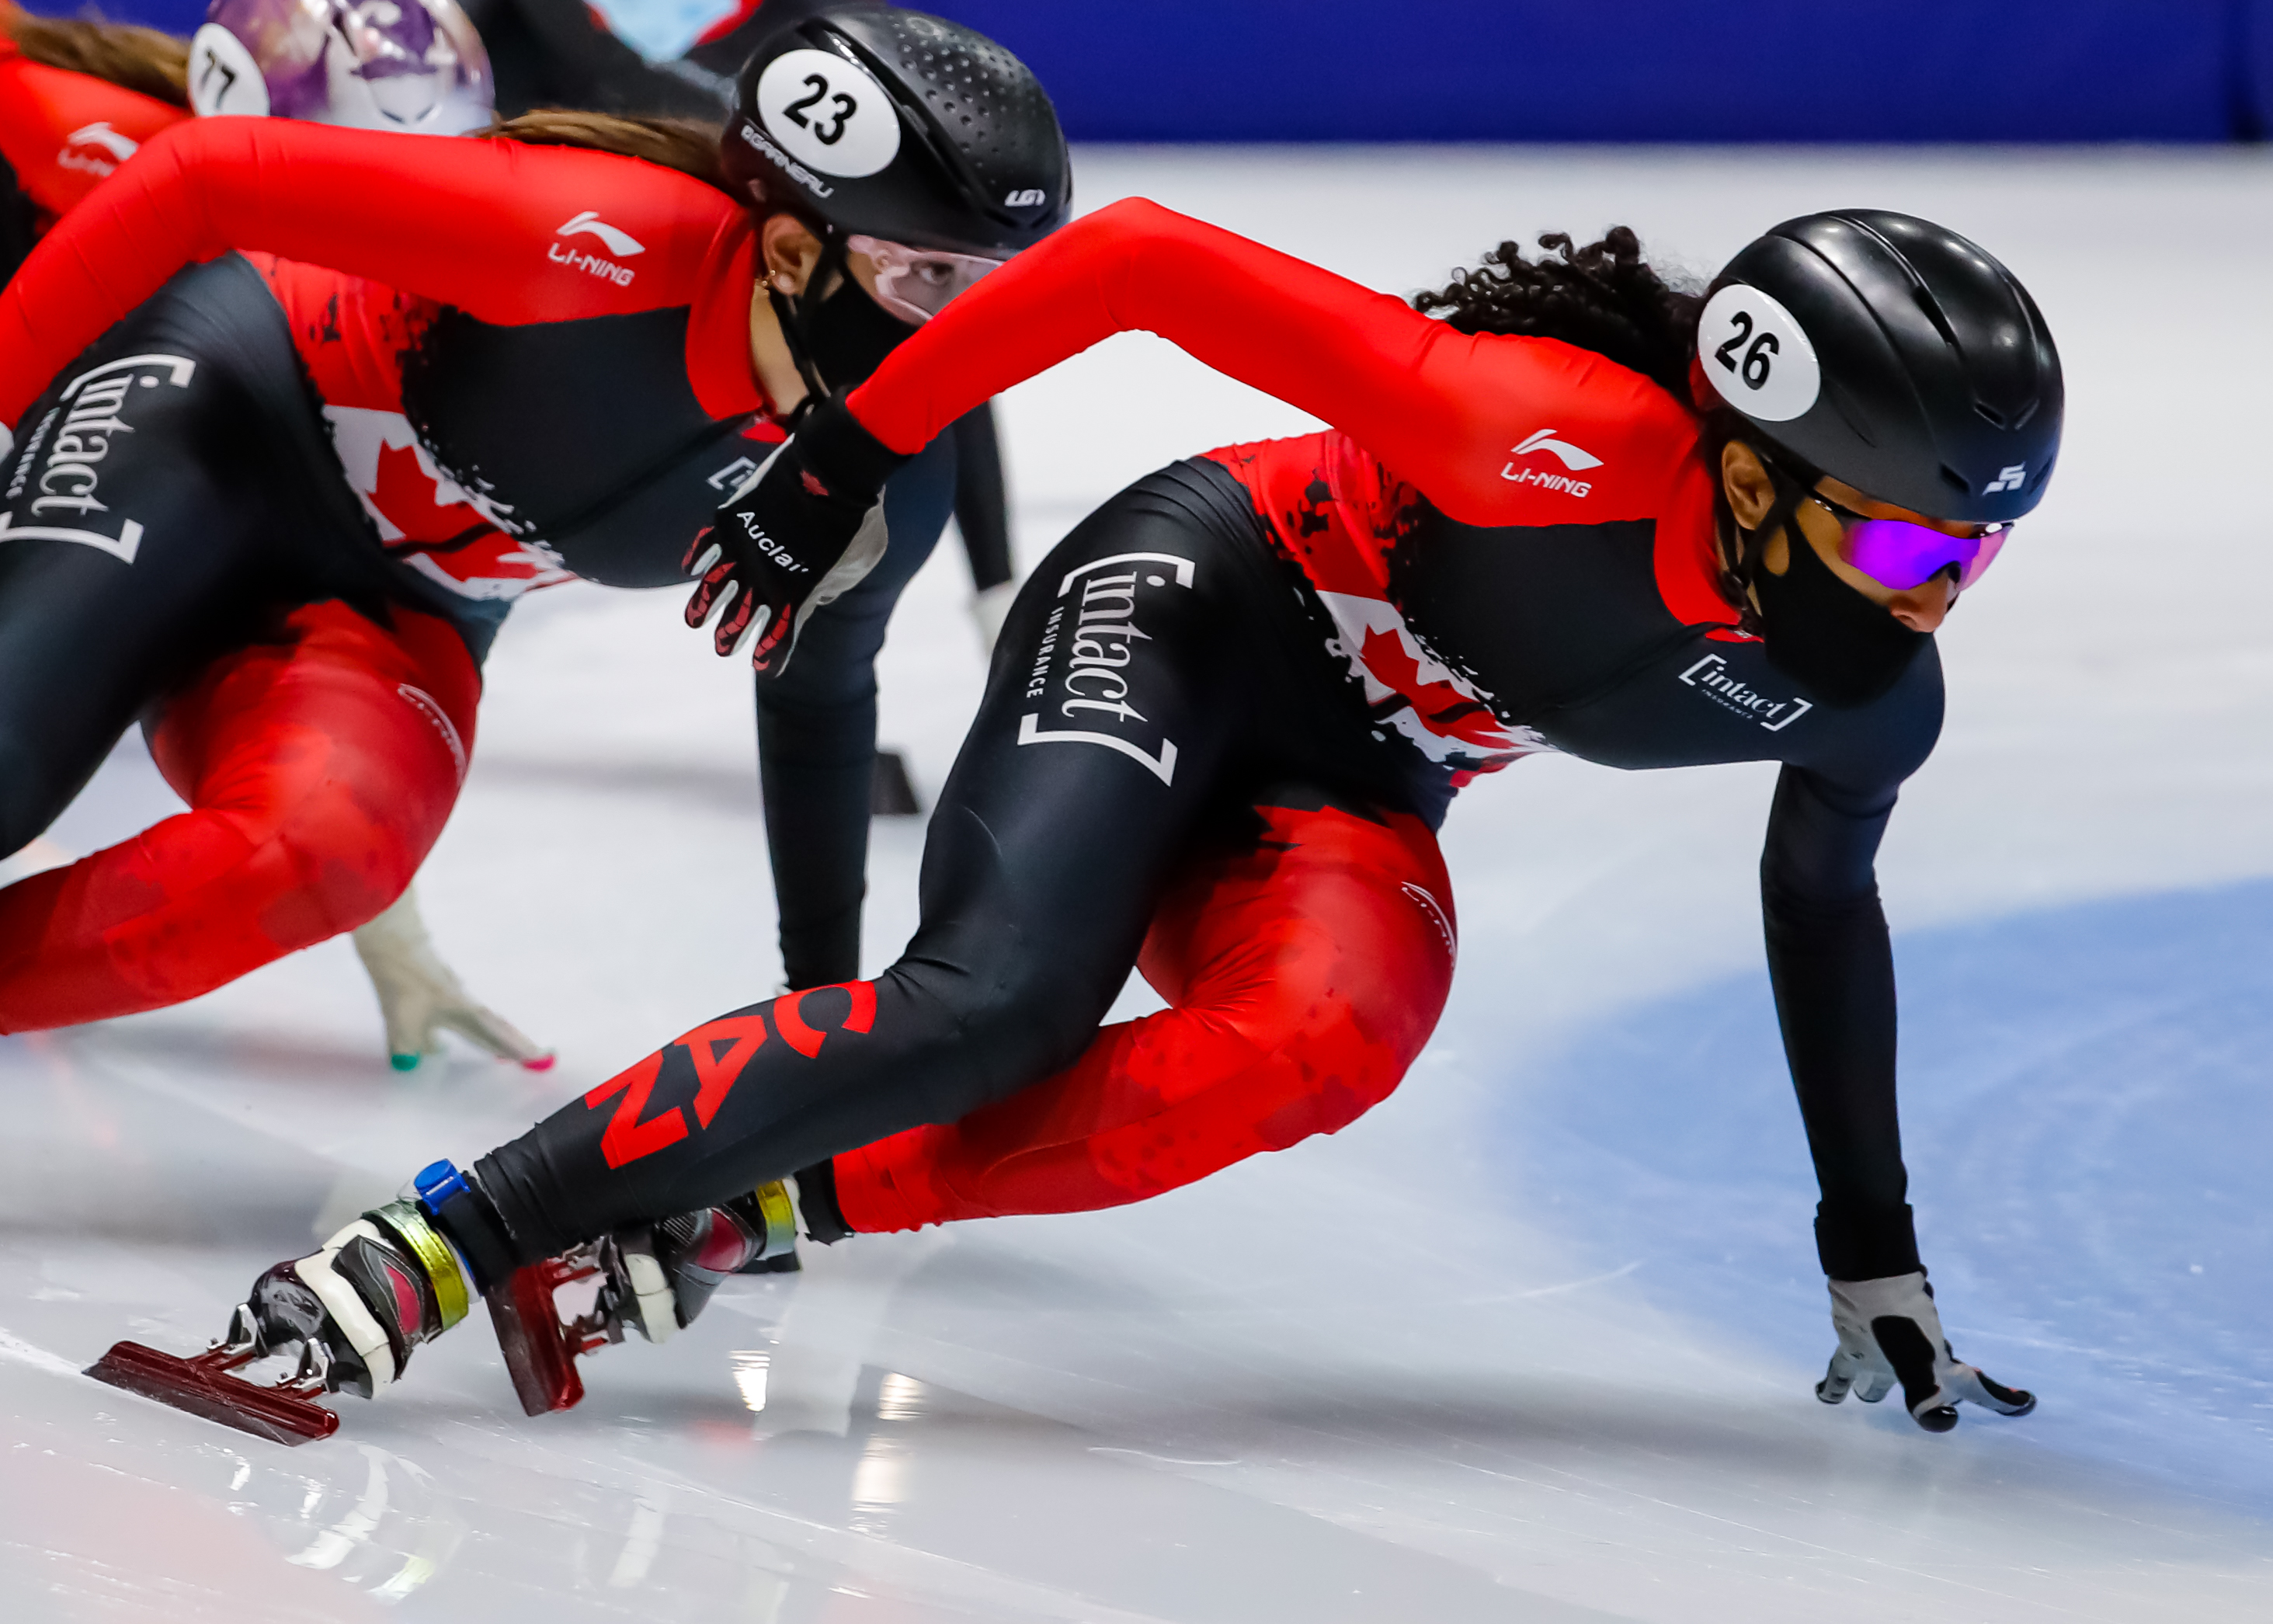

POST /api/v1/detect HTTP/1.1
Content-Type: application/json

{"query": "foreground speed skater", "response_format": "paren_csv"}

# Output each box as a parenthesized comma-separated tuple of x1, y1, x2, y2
(0, 6, 1063, 1052)
(83, 197, 2052, 1436)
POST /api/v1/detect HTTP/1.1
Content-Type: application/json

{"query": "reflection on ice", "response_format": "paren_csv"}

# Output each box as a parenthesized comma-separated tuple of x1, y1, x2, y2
(234, 1442, 465, 1603)
(606, 1488, 670, 1589)
(730, 1348, 770, 1411)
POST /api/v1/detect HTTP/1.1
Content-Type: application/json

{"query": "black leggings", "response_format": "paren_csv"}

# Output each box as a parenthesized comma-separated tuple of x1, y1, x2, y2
(0, 256, 386, 857)
(755, 431, 957, 988)
(759, 405, 1014, 989)
(476, 459, 1434, 1257)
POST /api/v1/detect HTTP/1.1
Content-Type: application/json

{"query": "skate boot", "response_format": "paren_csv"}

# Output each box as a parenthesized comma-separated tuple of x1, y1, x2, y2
(487, 1179, 802, 1417)
(86, 1197, 474, 1445)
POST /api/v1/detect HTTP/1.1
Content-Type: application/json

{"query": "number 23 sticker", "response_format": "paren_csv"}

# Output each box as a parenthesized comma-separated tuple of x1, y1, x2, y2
(1698, 284, 1819, 423)
(757, 48, 901, 179)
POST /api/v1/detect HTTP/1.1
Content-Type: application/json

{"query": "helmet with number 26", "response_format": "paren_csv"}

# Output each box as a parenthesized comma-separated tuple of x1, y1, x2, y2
(724, 2, 1071, 284)
(189, 0, 493, 136)
(1695, 210, 2063, 530)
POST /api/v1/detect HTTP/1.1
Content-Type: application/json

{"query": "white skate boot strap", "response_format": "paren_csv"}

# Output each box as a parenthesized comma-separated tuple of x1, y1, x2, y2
(294, 1221, 398, 1391)
(621, 1250, 678, 1344)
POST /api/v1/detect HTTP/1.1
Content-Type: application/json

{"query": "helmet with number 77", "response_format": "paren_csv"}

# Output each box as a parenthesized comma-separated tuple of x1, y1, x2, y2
(1693, 210, 2063, 527)
(723, 3, 1070, 263)
(189, 0, 493, 135)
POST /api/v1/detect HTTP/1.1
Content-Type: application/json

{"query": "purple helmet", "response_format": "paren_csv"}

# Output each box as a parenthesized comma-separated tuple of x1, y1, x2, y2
(189, 0, 494, 135)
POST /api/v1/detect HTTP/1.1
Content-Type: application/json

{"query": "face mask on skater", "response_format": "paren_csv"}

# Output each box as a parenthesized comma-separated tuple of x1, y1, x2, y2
(1748, 489, 1931, 709)
(797, 260, 921, 397)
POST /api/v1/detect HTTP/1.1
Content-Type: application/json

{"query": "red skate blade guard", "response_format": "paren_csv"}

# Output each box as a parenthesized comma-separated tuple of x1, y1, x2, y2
(85, 1341, 339, 1445)
(486, 1267, 585, 1417)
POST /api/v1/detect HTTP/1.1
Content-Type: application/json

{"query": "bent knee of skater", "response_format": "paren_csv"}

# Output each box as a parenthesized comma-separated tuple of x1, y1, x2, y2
(885, 963, 1107, 1111)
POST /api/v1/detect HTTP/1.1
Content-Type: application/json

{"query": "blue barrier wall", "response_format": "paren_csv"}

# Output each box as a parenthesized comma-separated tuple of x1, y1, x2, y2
(43, 0, 2273, 141)
(932, 1, 2272, 142)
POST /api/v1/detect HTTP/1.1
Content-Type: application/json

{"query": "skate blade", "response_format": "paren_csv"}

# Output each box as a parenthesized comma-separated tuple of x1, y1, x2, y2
(485, 1262, 587, 1418)
(86, 1341, 339, 1446)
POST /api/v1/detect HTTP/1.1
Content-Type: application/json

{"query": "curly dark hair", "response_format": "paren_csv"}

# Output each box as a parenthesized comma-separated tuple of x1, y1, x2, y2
(1413, 227, 1703, 403)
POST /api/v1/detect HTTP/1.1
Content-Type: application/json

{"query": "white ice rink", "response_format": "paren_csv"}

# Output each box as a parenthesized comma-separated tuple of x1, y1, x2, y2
(5, 146, 2273, 1620)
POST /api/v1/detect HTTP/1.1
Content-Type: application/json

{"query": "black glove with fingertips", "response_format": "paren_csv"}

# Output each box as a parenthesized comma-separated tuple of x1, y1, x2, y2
(683, 396, 909, 672)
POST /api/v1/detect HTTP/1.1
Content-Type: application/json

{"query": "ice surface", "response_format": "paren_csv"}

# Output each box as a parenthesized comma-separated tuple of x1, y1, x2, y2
(5, 148, 2273, 1619)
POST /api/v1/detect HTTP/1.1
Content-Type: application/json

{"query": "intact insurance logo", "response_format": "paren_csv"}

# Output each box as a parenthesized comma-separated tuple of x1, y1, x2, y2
(549, 210, 645, 287)
(1499, 428, 1601, 497)
(1677, 653, 1812, 732)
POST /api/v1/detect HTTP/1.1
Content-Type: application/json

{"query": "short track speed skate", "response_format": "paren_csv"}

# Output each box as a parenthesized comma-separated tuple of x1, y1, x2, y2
(490, 1183, 801, 1416)
(89, 1169, 803, 1438)
(88, 1303, 342, 1445)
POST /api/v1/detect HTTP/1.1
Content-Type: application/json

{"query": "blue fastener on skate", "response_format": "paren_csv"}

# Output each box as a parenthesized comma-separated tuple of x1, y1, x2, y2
(415, 1159, 468, 1208)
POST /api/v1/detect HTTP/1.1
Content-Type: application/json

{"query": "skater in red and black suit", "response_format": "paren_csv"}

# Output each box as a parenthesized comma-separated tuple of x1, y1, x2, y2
(0, 4, 554, 1065)
(59, 131, 2053, 1424)
(0, 5, 1065, 1053)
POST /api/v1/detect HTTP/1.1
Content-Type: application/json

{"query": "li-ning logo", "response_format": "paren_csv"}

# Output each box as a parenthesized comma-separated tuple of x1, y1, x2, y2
(548, 210, 644, 286)
(1500, 428, 1602, 496)
(56, 121, 137, 176)
(1983, 463, 2027, 495)
(1017, 551, 1194, 784)
(0, 353, 197, 563)
(1678, 653, 1812, 731)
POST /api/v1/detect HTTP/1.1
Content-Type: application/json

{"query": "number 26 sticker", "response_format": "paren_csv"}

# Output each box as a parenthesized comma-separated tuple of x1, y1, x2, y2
(757, 48, 901, 179)
(1698, 284, 1819, 423)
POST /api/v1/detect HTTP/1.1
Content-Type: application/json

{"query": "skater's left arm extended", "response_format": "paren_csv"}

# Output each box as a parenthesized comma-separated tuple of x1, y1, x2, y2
(1757, 761, 1913, 1280)
(1760, 751, 2039, 1431)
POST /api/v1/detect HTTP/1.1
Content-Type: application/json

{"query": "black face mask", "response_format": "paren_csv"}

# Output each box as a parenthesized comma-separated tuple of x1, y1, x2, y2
(1748, 500, 1931, 709)
(791, 266, 918, 398)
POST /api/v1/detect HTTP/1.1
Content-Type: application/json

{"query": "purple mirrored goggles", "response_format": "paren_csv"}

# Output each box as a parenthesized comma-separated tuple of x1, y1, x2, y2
(1761, 451, 2013, 593)
(1823, 499, 2011, 593)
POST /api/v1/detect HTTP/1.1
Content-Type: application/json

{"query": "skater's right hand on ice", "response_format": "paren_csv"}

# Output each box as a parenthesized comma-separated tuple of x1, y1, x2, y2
(683, 398, 906, 673)
(352, 885, 554, 1073)
(1816, 1272, 2035, 1432)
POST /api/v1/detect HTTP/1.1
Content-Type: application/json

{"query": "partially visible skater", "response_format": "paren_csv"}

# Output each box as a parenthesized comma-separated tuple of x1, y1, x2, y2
(0, 0, 547, 1067)
(0, 6, 1063, 1063)
(78, 193, 2055, 1434)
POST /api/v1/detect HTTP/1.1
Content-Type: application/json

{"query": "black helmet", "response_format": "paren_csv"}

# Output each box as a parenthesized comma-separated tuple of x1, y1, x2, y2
(1697, 210, 2062, 525)
(724, 3, 1070, 258)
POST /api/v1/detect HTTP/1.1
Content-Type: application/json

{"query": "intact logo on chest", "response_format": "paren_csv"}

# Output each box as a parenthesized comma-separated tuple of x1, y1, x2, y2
(1677, 652, 1812, 732)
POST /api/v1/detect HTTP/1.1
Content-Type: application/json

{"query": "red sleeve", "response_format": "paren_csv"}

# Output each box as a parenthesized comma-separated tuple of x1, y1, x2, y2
(844, 196, 1701, 528)
(0, 116, 758, 426)
(0, 47, 186, 219)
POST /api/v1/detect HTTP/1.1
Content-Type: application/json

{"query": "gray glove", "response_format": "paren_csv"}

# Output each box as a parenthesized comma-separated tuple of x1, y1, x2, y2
(1818, 1271, 2035, 1432)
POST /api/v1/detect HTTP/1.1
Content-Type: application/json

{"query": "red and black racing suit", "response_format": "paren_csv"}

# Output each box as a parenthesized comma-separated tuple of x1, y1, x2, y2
(3, 166, 1931, 1285)
(0, 115, 968, 1024)
(513, 200, 1934, 1285)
